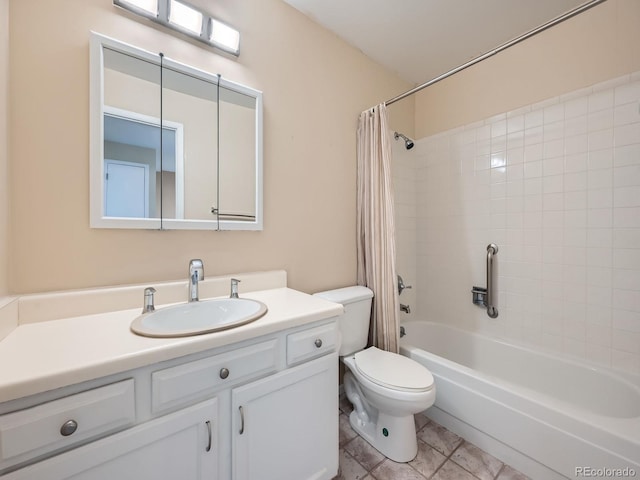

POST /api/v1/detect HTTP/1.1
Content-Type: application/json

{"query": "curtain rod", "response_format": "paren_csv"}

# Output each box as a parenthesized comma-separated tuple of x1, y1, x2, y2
(384, 0, 607, 107)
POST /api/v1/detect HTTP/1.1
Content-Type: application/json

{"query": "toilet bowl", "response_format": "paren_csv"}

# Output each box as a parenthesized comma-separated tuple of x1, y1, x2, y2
(313, 286, 436, 462)
(342, 347, 435, 462)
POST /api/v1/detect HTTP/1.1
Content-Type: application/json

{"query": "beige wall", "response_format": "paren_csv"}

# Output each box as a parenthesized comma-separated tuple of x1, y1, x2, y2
(415, 0, 640, 138)
(8, 0, 412, 294)
(0, 0, 8, 297)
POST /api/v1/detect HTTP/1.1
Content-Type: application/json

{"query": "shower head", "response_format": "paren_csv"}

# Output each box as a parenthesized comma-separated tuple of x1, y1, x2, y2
(394, 131, 414, 150)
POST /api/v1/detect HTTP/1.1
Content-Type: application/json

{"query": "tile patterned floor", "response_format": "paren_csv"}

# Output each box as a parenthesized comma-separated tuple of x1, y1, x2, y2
(334, 396, 530, 480)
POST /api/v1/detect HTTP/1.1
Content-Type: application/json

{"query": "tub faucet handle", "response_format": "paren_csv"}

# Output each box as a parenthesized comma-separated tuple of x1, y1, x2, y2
(398, 275, 412, 295)
(400, 303, 411, 314)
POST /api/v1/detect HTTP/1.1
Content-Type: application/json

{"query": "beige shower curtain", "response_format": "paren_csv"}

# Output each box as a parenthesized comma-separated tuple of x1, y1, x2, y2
(356, 103, 400, 354)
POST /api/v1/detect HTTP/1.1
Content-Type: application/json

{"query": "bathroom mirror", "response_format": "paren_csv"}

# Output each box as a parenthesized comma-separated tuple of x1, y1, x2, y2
(90, 32, 263, 230)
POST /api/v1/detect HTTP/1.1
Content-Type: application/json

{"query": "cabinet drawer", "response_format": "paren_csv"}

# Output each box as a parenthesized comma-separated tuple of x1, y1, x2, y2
(0, 379, 135, 468)
(287, 322, 338, 366)
(152, 339, 279, 413)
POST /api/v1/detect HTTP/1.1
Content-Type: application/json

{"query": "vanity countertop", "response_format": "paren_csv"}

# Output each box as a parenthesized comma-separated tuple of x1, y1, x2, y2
(0, 287, 343, 403)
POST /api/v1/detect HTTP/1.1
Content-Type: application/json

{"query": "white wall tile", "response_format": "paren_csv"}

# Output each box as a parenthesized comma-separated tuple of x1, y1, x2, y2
(587, 266, 612, 287)
(587, 228, 613, 248)
(588, 149, 613, 170)
(565, 115, 588, 136)
(565, 172, 588, 191)
(613, 249, 640, 270)
(613, 228, 640, 248)
(587, 188, 613, 209)
(588, 109, 614, 132)
(613, 309, 640, 332)
(587, 208, 613, 228)
(543, 174, 563, 193)
(524, 143, 543, 163)
(524, 161, 542, 179)
(544, 121, 564, 141)
(588, 90, 614, 112)
(614, 81, 640, 105)
(615, 123, 640, 147)
(587, 247, 613, 268)
(565, 97, 588, 119)
(613, 269, 640, 290)
(588, 129, 614, 151)
(524, 126, 544, 145)
(544, 104, 565, 124)
(614, 102, 640, 126)
(614, 144, 640, 167)
(587, 305, 613, 326)
(613, 207, 640, 228)
(565, 152, 588, 172)
(525, 109, 543, 128)
(614, 165, 640, 187)
(587, 168, 612, 189)
(613, 186, 640, 207)
(613, 288, 640, 312)
(543, 192, 564, 211)
(564, 191, 587, 210)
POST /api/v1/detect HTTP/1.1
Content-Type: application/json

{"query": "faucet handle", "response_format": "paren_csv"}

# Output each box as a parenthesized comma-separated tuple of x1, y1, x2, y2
(143, 287, 156, 313)
(230, 278, 241, 298)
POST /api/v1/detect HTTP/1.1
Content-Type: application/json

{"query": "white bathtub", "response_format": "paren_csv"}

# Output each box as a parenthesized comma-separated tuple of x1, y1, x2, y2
(399, 321, 640, 480)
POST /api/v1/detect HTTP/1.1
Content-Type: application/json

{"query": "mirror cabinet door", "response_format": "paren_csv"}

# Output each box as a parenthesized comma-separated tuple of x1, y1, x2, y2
(218, 83, 258, 224)
(102, 47, 163, 225)
(160, 65, 219, 228)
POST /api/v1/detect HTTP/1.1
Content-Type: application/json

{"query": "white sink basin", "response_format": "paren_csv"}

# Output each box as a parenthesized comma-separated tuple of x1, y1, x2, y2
(130, 298, 268, 338)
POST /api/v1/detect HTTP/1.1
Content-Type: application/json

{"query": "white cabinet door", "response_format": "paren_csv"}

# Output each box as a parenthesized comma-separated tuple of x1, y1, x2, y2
(3, 399, 217, 480)
(232, 353, 338, 480)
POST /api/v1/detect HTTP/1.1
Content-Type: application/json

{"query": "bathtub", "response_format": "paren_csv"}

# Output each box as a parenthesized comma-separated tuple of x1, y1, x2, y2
(399, 321, 640, 480)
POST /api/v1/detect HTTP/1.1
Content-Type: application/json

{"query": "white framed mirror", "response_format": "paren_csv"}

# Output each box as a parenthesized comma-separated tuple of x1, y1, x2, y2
(90, 32, 263, 230)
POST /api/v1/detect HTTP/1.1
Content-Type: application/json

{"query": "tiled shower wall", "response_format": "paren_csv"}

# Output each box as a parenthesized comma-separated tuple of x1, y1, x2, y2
(394, 72, 640, 376)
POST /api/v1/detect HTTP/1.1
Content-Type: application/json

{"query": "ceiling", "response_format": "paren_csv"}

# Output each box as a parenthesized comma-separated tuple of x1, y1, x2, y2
(282, 0, 591, 86)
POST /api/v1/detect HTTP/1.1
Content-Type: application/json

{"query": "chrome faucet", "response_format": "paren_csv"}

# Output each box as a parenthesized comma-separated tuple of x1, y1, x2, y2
(230, 278, 241, 299)
(188, 259, 204, 302)
(400, 303, 411, 314)
(142, 287, 156, 313)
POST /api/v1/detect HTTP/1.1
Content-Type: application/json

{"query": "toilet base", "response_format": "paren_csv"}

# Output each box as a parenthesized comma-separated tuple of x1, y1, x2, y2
(348, 409, 418, 463)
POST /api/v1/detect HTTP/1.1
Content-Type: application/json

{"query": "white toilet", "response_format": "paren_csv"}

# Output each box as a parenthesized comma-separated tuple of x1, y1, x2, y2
(314, 286, 435, 463)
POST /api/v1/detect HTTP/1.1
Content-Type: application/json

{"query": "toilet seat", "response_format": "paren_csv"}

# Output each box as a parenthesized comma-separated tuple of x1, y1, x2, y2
(354, 347, 434, 393)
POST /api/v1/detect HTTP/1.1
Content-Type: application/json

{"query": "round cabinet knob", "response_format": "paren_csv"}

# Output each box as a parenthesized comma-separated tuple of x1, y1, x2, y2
(219, 368, 230, 379)
(314, 339, 323, 348)
(60, 420, 78, 437)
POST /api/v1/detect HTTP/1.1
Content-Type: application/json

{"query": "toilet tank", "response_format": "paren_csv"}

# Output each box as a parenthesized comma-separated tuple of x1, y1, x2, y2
(313, 286, 374, 356)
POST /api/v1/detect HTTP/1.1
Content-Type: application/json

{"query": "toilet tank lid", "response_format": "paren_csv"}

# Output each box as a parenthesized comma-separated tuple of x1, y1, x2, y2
(313, 286, 373, 305)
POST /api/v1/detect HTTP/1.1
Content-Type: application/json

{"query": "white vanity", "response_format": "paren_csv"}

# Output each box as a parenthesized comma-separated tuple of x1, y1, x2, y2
(0, 271, 342, 480)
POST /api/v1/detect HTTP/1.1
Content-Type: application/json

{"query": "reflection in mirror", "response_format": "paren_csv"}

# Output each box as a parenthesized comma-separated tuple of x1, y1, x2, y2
(90, 32, 263, 230)
(103, 47, 162, 221)
(104, 110, 182, 219)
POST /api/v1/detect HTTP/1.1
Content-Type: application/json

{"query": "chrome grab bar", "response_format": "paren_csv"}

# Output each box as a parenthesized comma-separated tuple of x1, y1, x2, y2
(486, 244, 498, 318)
